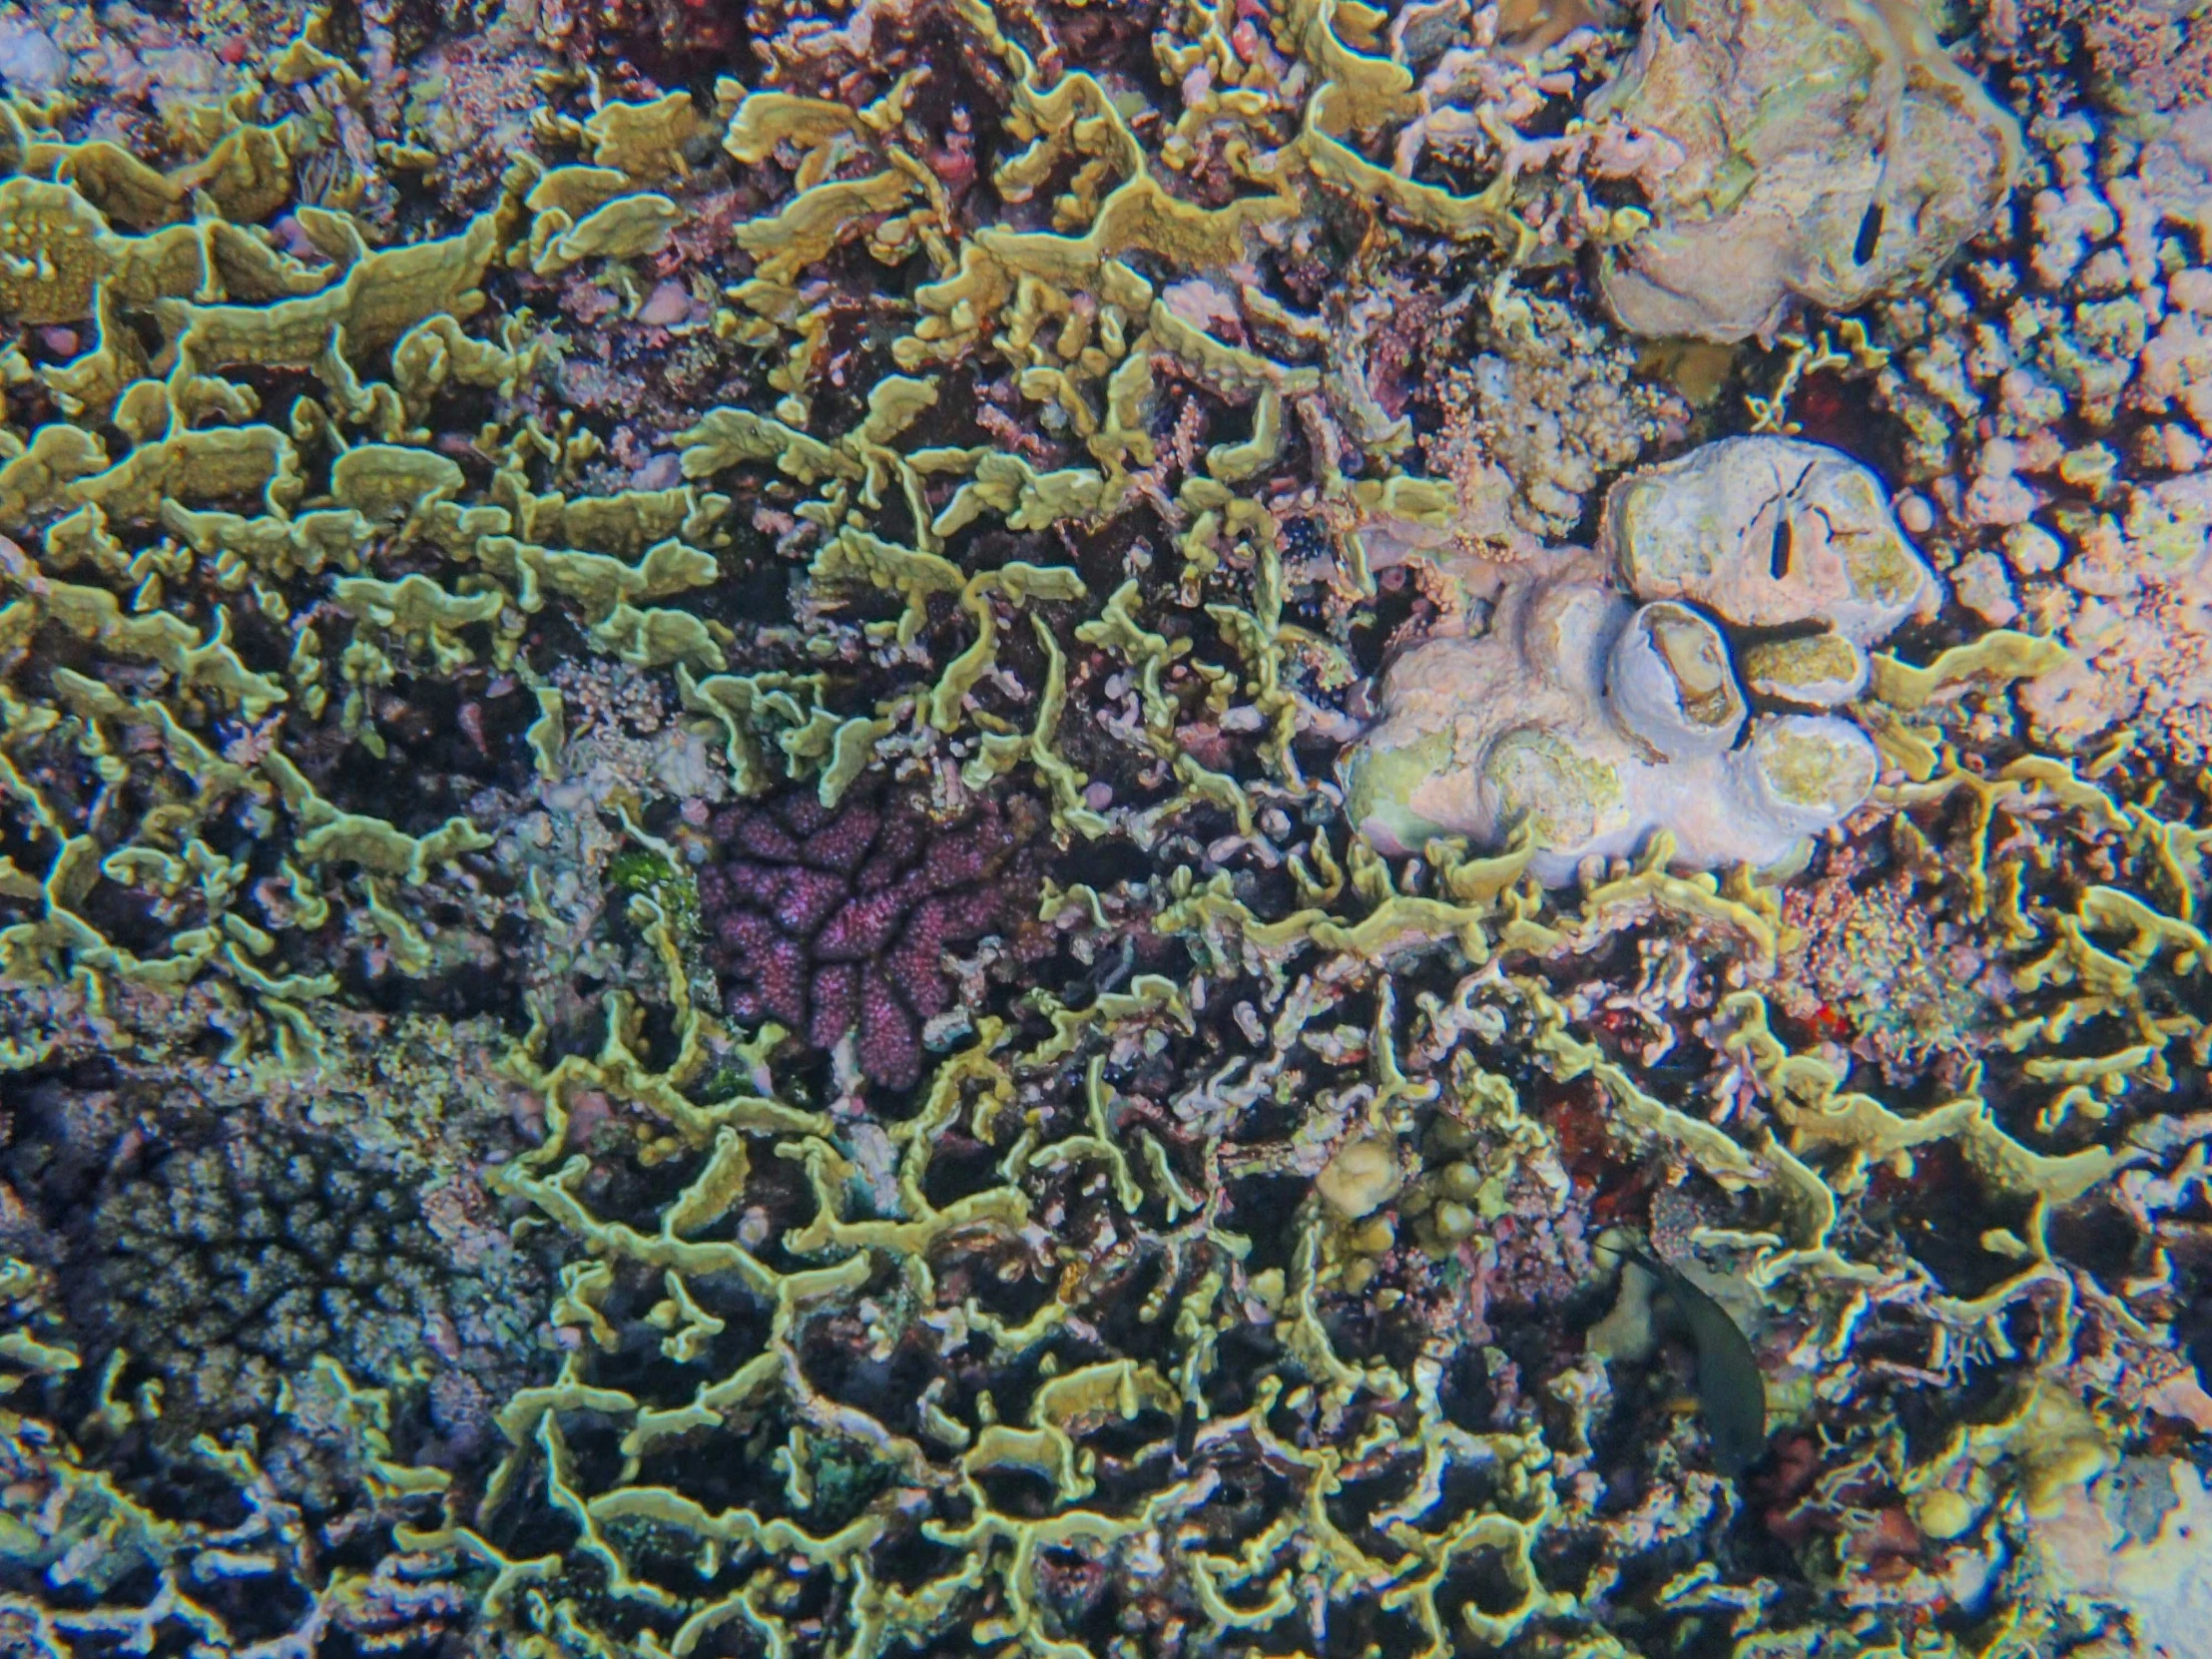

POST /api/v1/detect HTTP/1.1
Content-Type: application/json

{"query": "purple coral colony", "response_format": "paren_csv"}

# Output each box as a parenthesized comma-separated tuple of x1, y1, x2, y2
(6, 0, 2212, 1649)
(703, 783, 1042, 1088)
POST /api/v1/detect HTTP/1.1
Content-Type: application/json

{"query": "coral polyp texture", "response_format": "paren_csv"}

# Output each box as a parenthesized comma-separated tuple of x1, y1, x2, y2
(702, 780, 1042, 1087)
(0, 0, 2205, 1657)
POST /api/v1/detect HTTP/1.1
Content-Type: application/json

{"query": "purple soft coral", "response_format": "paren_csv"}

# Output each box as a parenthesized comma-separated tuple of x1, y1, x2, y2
(700, 780, 1037, 1089)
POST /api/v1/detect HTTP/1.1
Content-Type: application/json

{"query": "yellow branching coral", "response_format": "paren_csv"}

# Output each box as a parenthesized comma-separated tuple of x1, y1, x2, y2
(0, 100, 758, 1052)
(161, 213, 499, 386)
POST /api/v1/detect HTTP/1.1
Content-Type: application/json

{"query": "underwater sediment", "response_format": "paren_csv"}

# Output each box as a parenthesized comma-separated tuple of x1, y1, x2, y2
(0, 0, 2207, 1655)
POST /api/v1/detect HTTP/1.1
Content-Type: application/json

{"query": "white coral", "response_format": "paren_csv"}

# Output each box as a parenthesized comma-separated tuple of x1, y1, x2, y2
(2032, 1458, 2212, 1657)
(1590, 0, 2022, 341)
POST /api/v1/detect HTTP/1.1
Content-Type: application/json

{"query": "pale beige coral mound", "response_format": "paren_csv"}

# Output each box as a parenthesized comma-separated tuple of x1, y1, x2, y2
(2032, 1458, 2212, 1657)
(1591, 0, 2022, 341)
(1341, 436, 1932, 881)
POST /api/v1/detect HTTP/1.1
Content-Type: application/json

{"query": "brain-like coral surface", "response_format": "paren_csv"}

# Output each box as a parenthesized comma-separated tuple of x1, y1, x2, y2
(702, 781, 1042, 1088)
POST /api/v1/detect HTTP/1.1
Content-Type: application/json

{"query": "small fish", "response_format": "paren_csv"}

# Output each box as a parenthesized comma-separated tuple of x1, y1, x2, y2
(1060, 936, 1136, 1012)
(1630, 1246, 1767, 1478)
(1173, 1394, 1200, 1466)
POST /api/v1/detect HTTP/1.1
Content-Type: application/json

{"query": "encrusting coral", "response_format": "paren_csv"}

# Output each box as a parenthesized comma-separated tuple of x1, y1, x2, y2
(0, 0, 2203, 1656)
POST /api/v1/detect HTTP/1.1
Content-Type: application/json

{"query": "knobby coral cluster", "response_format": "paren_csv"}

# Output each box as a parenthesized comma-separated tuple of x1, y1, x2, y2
(0, 0, 2204, 1656)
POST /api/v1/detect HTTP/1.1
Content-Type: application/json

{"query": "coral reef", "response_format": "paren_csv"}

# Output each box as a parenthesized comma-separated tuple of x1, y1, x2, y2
(1607, 434, 1936, 642)
(0, 993, 550, 1443)
(1419, 290, 1693, 548)
(85, 1117, 528, 1441)
(2029, 1455, 2212, 1652)
(1773, 850, 1992, 1083)
(1343, 436, 1929, 879)
(1592, 0, 2024, 340)
(0, 0, 2203, 1656)
(1865, 55, 2212, 771)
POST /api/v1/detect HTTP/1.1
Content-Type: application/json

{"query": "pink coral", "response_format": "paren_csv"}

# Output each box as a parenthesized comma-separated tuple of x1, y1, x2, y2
(2014, 484, 2212, 763)
(700, 781, 1039, 1089)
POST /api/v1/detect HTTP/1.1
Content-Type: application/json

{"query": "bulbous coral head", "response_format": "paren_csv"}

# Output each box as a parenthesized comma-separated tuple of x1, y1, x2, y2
(1608, 600, 1747, 760)
(1602, 435, 1936, 643)
(1590, 0, 2022, 342)
(1739, 630, 1870, 707)
(1729, 713, 1880, 836)
(1339, 551, 1640, 871)
(1339, 557, 1650, 880)
(1483, 725, 1636, 855)
(1340, 437, 1920, 882)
